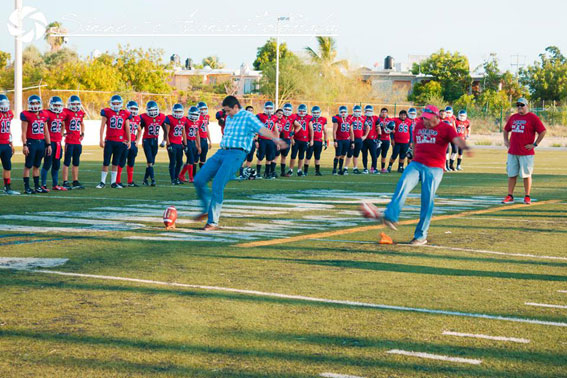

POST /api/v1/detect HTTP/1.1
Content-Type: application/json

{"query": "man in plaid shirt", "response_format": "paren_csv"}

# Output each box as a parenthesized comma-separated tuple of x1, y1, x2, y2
(193, 96, 287, 230)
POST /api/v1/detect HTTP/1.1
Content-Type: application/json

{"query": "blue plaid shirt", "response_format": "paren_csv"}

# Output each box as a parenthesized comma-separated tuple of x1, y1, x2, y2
(220, 109, 265, 153)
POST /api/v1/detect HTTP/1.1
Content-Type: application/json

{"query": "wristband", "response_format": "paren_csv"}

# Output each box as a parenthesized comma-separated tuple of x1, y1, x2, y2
(533, 142, 538, 147)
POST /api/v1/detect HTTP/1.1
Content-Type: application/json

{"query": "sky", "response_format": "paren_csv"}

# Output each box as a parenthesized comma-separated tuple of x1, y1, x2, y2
(1, 0, 565, 74)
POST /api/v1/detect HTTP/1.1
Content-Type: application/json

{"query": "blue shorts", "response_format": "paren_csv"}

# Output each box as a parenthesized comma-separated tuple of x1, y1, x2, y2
(352, 138, 363, 158)
(306, 141, 323, 161)
(103, 140, 126, 167)
(185, 140, 197, 165)
(119, 142, 138, 167)
(25, 139, 45, 169)
(64, 143, 82, 167)
(335, 140, 350, 157)
(0, 143, 12, 170)
(291, 140, 309, 160)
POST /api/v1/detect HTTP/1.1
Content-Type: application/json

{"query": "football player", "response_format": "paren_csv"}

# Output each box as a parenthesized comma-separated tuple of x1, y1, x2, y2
(21, 95, 51, 194)
(0, 94, 19, 194)
(378, 107, 392, 173)
(361, 105, 381, 174)
(256, 101, 279, 178)
(97, 95, 131, 189)
(41, 96, 66, 191)
(240, 105, 257, 177)
(179, 106, 202, 183)
(278, 103, 294, 177)
(164, 103, 187, 185)
(406, 107, 418, 163)
(306, 105, 328, 176)
(349, 105, 365, 174)
(388, 110, 412, 173)
(62, 95, 85, 190)
(332, 106, 354, 175)
(139, 100, 166, 186)
(444, 106, 458, 171)
(197, 101, 212, 171)
(215, 108, 226, 135)
(289, 104, 312, 176)
(117, 100, 141, 187)
(455, 110, 471, 170)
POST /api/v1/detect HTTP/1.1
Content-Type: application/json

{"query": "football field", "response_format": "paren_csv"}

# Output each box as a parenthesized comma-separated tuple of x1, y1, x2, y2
(1, 147, 566, 377)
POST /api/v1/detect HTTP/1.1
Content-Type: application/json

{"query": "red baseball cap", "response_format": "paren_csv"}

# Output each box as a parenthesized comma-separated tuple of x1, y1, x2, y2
(422, 105, 439, 120)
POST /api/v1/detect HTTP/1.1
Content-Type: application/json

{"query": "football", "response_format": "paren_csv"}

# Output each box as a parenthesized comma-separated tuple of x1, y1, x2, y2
(163, 206, 178, 230)
(360, 201, 381, 219)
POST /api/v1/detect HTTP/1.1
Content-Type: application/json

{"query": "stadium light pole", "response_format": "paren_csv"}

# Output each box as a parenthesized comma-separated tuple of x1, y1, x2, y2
(275, 16, 289, 110)
(14, 0, 23, 116)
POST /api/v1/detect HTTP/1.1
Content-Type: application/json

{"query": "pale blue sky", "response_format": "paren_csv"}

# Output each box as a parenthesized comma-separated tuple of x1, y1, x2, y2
(1, 0, 564, 73)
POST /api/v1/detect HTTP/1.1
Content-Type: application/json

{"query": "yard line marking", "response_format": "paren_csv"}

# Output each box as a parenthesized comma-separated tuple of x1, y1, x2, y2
(464, 216, 567, 224)
(236, 200, 560, 248)
(558, 290, 567, 294)
(0, 238, 65, 246)
(320, 373, 365, 378)
(386, 349, 482, 365)
(525, 302, 567, 309)
(442, 331, 530, 343)
(31, 269, 567, 327)
(0, 258, 69, 270)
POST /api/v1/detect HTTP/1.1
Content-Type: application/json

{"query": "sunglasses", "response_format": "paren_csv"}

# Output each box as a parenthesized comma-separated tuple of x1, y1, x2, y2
(517, 103, 526, 107)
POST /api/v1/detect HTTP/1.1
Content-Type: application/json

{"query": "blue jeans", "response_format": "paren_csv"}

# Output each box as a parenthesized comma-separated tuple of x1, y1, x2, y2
(193, 149, 246, 226)
(384, 161, 444, 240)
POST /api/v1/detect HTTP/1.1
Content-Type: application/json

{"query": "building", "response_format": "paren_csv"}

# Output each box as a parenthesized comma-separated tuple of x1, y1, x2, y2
(169, 63, 261, 95)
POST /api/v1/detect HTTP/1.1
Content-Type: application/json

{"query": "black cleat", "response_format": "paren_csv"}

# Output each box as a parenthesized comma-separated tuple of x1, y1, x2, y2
(151, 180, 156, 187)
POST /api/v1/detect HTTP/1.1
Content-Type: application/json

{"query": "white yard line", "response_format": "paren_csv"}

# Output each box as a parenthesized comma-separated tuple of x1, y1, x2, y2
(442, 331, 530, 343)
(525, 302, 567, 309)
(464, 216, 567, 224)
(558, 290, 567, 294)
(31, 270, 567, 327)
(320, 373, 365, 378)
(386, 349, 482, 365)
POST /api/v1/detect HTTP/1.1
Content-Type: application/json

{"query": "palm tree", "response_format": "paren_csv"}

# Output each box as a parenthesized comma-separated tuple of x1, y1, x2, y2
(305, 36, 348, 70)
(202, 56, 225, 69)
(45, 21, 67, 52)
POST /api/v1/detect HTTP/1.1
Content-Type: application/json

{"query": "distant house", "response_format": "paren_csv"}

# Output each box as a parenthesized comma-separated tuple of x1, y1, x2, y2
(169, 64, 261, 95)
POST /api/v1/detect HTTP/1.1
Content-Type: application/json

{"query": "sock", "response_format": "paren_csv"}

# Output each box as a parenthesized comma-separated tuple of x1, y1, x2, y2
(199, 162, 204, 169)
(127, 166, 134, 183)
(399, 163, 404, 170)
(239, 167, 244, 176)
(508, 194, 514, 198)
(525, 194, 530, 198)
(149, 166, 155, 181)
(388, 162, 392, 169)
(188, 164, 194, 181)
(304, 164, 308, 174)
(23, 177, 30, 189)
(449, 159, 454, 168)
(457, 158, 462, 166)
(180, 165, 188, 179)
(144, 167, 149, 181)
(381, 162, 385, 169)
(339, 159, 344, 171)
(271, 162, 276, 175)
(256, 164, 262, 176)
(193, 164, 197, 176)
(116, 166, 122, 184)
(33, 176, 40, 188)
(51, 169, 59, 187)
(281, 164, 286, 175)
(40, 168, 48, 186)
(111, 171, 117, 184)
(3, 178, 9, 186)
(101, 171, 108, 184)
(333, 158, 338, 170)
(265, 164, 270, 176)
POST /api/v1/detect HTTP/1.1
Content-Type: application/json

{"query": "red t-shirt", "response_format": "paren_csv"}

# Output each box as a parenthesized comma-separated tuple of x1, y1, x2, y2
(140, 113, 166, 140)
(63, 108, 85, 145)
(101, 108, 131, 142)
(350, 115, 365, 139)
(279, 114, 296, 139)
(311, 117, 327, 142)
(45, 110, 65, 143)
(504, 112, 546, 156)
(333, 115, 351, 141)
(393, 118, 412, 144)
(364, 115, 379, 140)
(293, 114, 312, 142)
(0, 111, 14, 144)
(185, 119, 201, 141)
(199, 114, 209, 139)
(257, 113, 279, 140)
(444, 115, 457, 129)
(21, 110, 48, 140)
(455, 119, 470, 139)
(412, 119, 458, 169)
(378, 116, 393, 141)
(165, 115, 186, 145)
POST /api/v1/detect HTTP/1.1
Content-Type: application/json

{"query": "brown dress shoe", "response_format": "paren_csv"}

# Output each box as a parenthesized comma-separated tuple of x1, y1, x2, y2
(202, 224, 219, 231)
(194, 213, 208, 221)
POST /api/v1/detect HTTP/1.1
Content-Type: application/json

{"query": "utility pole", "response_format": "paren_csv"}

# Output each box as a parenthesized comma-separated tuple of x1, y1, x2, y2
(14, 0, 23, 116)
(275, 16, 289, 109)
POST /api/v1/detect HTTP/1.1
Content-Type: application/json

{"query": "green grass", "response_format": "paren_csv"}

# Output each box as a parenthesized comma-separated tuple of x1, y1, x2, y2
(1, 146, 566, 377)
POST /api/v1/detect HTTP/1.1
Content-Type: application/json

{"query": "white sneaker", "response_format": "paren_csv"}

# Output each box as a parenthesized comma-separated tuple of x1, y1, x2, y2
(96, 182, 106, 189)
(456, 165, 463, 171)
(409, 238, 428, 245)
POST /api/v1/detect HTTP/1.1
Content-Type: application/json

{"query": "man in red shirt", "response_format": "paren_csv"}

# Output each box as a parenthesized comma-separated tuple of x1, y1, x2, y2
(388, 110, 412, 173)
(375, 105, 472, 245)
(502, 98, 546, 205)
(62, 95, 86, 190)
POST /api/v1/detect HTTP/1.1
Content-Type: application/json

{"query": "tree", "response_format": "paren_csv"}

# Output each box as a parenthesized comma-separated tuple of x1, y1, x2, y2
(520, 46, 567, 103)
(259, 55, 311, 102)
(408, 80, 443, 104)
(253, 38, 294, 71)
(202, 56, 224, 69)
(0, 51, 10, 68)
(45, 21, 66, 52)
(481, 53, 502, 92)
(411, 49, 471, 102)
(305, 36, 348, 72)
(115, 45, 172, 93)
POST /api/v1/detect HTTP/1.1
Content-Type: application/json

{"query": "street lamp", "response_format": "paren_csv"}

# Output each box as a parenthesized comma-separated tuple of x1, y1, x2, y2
(275, 16, 289, 109)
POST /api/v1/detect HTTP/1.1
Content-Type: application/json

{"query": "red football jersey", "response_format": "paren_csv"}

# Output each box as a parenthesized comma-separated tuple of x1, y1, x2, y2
(0, 110, 14, 144)
(378, 116, 393, 141)
(140, 113, 166, 140)
(455, 119, 470, 139)
(279, 114, 296, 139)
(165, 115, 186, 145)
(412, 119, 458, 169)
(311, 116, 327, 142)
(293, 114, 312, 142)
(444, 115, 457, 129)
(45, 109, 65, 143)
(101, 108, 131, 142)
(504, 112, 546, 156)
(63, 108, 85, 144)
(129, 115, 141, 141)
(21, 110, 48, 140)
(332, 115, 351, 141)
(364, 115, 379, 140)
(393, 118, 412, 144)
(199, 114, 209, 139)
(215, 110, 226, 135)
(257, 113, 279, 140)
(185, 119, 201, 141)
(350, 115, 365, 139)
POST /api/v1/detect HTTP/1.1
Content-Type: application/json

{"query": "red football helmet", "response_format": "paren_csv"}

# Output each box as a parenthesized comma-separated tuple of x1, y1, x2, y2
(163, 206, 178, 229)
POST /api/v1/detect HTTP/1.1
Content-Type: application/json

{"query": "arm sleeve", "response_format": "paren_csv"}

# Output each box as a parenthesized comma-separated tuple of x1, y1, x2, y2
(534, 115, 546, 133)
(504, 116, 513, 131)
(100, 109, 106, 117)
(163, 116, 171, 126)
(332, 116, 338, 123)
(447, 125, 458, 141)
(20, 112, 27, 122)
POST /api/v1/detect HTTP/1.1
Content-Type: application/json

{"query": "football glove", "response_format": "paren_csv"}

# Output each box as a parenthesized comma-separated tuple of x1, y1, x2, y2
(167, 145, 173, 153)
(406, 147, 413, 159)
(159, 140, 166, 148)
